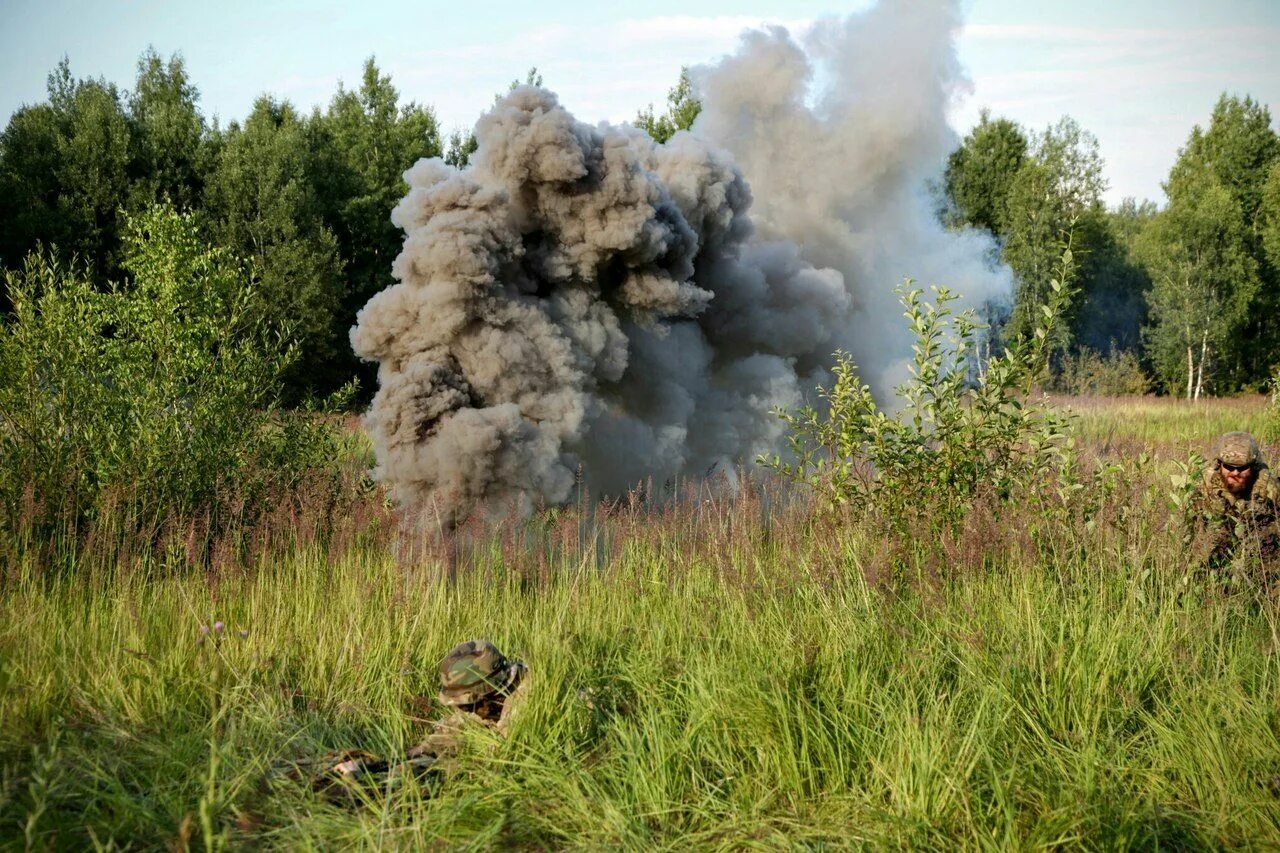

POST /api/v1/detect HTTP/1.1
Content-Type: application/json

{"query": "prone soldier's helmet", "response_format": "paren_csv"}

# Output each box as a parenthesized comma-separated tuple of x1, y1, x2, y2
(438, 639, 525, 707)
(1214, 431, 1263, 469)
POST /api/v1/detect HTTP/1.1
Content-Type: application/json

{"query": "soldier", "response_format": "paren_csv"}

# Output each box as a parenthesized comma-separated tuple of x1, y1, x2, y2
(1194, 431, 1280, 581)
(292, 639, 527, 800)
(395, 639, 527, 775)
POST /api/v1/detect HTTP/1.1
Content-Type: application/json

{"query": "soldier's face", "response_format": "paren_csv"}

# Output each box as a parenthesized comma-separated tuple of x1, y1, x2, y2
(1220, 462, 1256, 496)
(460, 695, 504, 721)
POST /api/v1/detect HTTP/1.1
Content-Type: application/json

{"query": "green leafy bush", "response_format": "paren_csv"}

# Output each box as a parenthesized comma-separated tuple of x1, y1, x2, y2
(762, 248, 1079, 530)
(0, 204, 353, 549)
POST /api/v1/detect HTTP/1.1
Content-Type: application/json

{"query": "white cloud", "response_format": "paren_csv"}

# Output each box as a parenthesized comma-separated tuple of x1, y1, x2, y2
(954, 22, 1280, 204)
(386, 15, 812, 132)
(335, 13, 1277, 206)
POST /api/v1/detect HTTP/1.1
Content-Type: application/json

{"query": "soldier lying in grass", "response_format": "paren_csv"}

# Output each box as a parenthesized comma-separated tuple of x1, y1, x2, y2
(1194, 431, 1280, 589)
(281, 639, 526, 801)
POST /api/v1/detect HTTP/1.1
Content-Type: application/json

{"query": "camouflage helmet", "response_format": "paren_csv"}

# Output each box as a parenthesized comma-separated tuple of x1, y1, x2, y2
(438, 639, 525, 707)
(1214, 431, 1263, 468)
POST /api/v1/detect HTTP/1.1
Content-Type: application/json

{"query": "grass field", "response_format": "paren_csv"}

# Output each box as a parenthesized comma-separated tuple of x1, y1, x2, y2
(1050, 394, 1273, 458)
(3, 396, 1280, 849)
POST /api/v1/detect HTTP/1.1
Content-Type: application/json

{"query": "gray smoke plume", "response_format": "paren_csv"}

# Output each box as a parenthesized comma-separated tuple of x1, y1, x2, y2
(351, 0, 1010, 521)
(690, 1, 1013, 393)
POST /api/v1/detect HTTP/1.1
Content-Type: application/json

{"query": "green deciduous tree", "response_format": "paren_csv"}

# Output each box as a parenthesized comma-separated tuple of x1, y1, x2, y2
(309, 57, 442, 393)
(0, 60, 132, 278)
(204, 97, 346, 399)
(764, 248, 1080, 531)
(1174, 96, 1279, 378)
(0, 205, 346, 540)
(1168, 95, 1278, 232)
(1069, 201, 1154, 355)
(944, 112, 1152, 371)
(0, 103, 63, 277)
(1136, 169, 1259, 398)
(942, 109, 1028, 234)
(444, 128, 478, 168)
(636, 68, 701, 144)
(1261, 161, 1280, 275)
(125, 48, 208, 212)
(1002, 117, 1106, 351)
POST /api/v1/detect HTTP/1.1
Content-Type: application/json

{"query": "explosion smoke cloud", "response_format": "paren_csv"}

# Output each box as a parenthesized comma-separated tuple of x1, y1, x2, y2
(351, 0, 1011, 522)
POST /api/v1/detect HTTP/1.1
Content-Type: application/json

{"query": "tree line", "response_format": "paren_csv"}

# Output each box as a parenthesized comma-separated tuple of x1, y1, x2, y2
(942, 97, 1280, 398)
(0, 51, 442, 401)
(1, 50, 1274, 400)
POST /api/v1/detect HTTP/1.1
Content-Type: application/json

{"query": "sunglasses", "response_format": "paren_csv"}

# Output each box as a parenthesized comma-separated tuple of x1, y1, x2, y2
(1220, 462, 1254, 474)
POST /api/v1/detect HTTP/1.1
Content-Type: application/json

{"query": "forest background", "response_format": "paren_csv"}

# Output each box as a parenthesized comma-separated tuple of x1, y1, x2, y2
(4, 52, 1280, 405)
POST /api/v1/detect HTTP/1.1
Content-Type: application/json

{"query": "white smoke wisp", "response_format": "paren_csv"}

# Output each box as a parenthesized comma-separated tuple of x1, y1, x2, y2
(351, 0, 1011, 523)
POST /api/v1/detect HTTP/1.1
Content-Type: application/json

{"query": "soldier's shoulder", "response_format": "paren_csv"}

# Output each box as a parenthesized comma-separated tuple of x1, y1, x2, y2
(1256, 466, 1280, 501)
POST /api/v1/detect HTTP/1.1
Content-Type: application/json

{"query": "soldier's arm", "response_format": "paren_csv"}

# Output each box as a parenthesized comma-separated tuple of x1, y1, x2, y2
(1256, 476, 1280, 523)
(1187, 481, 1230, 562)
(1251, 485, 1280, 558)
(1209, 522, 1237, 565)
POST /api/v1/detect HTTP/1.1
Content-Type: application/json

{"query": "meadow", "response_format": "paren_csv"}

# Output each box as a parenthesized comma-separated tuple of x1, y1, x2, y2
(1050, 394, 1272, 458)
(3, 395, 1280, 850)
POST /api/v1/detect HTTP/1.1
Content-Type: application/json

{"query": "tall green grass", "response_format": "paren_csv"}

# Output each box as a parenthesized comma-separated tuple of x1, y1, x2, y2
(3, 460, 1280, 849)
(1051, 394, 1272, 456)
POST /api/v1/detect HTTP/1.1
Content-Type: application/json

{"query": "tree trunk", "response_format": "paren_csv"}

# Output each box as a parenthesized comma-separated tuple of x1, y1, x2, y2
(1186, 346, 1194, 400)
(1194, 329, 1208, 401)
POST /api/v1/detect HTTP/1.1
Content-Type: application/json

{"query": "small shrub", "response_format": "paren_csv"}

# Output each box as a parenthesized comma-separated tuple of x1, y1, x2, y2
(762, 247, 1078, 531)
(1052, 346, 1151, 396)
(0, 204, 353, 554)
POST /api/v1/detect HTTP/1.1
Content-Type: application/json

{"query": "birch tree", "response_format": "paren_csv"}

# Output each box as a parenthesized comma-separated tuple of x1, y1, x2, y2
(1136, 171, 1258, 398)
(1163, 94, 1279, 386)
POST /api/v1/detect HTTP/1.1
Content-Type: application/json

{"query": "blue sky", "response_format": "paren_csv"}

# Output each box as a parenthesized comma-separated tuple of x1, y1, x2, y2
(1, 0, 1277, 205)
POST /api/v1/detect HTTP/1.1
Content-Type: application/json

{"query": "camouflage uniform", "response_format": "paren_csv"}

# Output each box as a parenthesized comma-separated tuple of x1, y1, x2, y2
(1194, 432, 1280, 583)
(290, 639, 526, 799)
(393, 639, 527, 780)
